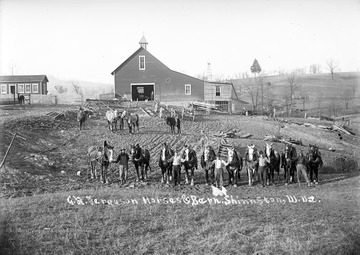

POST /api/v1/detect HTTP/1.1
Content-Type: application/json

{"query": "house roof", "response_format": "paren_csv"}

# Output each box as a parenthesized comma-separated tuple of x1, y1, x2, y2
(0, 75, 49, 83)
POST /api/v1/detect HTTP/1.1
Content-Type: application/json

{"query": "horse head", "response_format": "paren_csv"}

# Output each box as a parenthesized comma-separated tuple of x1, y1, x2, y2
(227, 147, 235, 163)
(247, 144, 256, 161)
(102, 141, 114, 162)
(265, 142, 273, 157)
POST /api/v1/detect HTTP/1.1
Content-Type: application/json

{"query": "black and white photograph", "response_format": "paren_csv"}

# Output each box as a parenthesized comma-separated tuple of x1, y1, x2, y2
(1, 0, 359, 254)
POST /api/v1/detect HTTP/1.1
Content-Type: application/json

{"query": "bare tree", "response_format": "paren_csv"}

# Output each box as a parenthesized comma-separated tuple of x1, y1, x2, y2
(342, 89, 353, 110)
(70, 80, 83, 102)
(299, 89, 308, 111)
(286, 72, 301, 116)
(327, 59, 338, 80)
(54, 85, 68, 94)
(241, 75, 259, 111)
(310, 64, 321, 74)
(350, 83, 358, 99)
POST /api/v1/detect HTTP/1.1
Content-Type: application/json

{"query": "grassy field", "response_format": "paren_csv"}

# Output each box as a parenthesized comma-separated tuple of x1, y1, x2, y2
(1, 174, 360, 255)
(1, 101, 360, 254)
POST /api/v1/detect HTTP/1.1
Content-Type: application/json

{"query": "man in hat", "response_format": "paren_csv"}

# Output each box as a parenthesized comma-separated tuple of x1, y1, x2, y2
(115, 148, 130, 184)
(211, 153, 228, 188)
(171, 146, 183, 186)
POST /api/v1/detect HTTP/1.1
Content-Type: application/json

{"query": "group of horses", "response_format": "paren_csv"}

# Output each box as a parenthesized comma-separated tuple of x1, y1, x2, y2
(77, 107, 139, 133)
(87, 141, 150, 184)
(85, 138, 323, 187)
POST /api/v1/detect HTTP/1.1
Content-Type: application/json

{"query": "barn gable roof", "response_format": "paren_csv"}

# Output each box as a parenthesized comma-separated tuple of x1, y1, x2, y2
(111, 47, 173, 75)
(111, 47, 204, 83)
(0, 75, 49, 83)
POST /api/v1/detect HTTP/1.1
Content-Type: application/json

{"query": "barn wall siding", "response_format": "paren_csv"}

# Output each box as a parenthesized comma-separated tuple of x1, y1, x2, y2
(113, 48, 204, 103)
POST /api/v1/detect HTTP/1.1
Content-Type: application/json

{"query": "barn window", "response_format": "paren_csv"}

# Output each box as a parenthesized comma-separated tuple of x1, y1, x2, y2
(18, 84, 24, 93)
(215, 86, 221, 96)
(25, 84, 31, 93)
(1, 84, 7, 94)
(185, 84, 191, 95)
(32, 83, 39, 93)
(139, 56, 145, 70)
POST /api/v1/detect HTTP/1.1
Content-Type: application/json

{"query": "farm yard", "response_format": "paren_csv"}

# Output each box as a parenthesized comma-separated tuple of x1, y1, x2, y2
(1, 104, 360, 255)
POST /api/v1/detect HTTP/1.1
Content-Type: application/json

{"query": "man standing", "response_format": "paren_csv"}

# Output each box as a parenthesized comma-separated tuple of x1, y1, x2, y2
(115, 148, 129, 184)
(211, 154, 228, 188)
(295, 150, 311, 187)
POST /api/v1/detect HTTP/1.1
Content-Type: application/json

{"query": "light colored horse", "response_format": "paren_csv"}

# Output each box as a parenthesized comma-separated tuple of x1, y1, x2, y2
(121, 110, 139, 134)
(87, 141, 114, 184)
(245, 144, 258, 186)
(106, 110, 119, 132)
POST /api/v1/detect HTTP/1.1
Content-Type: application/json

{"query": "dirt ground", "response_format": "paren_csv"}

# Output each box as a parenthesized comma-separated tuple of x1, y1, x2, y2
(0, 104, 359, 199)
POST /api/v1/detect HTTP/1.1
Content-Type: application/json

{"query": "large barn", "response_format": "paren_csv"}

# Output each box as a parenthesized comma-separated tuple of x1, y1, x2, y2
(111, 36, 248, 112)
(111, 36, 204, 106)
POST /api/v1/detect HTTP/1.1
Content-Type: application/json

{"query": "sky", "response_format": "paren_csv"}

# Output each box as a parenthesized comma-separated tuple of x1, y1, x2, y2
(1, 0, 360, 84)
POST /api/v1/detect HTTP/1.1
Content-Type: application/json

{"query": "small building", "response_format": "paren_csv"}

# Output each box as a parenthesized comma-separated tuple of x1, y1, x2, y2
(111, 36, 204, 106)
(0, 75, 49, 104)
(204, 81, 248, 113)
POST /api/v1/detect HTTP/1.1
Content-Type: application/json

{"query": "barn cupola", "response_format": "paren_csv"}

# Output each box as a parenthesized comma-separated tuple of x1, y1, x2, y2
(139, 35, 148, 50)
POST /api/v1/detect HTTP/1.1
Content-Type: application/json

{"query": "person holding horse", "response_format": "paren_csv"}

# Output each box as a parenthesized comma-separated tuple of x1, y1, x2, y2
(158, 143, 174, 184)
(182, 144, 198, 186)
(87, 141, 114, 184)
(294, 150, 311, 187)
(114, 148, 129, 184)
(200, 144, 216, 185)
(307, 145, 323, 184)
(171, 147, 183, 186)
(211, 153, 228, 188)
(258, 151, 270, 187)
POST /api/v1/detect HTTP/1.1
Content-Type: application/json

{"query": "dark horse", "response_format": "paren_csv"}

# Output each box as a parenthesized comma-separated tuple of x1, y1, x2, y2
(158, 143, 174, 184)
(182, 144, 198, 186)
(77, 107, 88, 130)
(226, 146, 243, 187)
(200, 145, 216, 185)
(265, 142, 281, 184)
(166, 116, 176, 134)
(130, 144, 151, 181)
(281, 144, 297, 185)
(307, 144, 323, 184)
(18, 94, 25, 104)
(122, 111, 139, 134)
(87, 141, 114, 184)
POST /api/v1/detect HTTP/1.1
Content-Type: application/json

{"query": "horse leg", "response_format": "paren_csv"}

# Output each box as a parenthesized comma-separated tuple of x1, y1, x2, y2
(247, 167, 252, 186)
(141, 163, 145, 180)
(205, 169, 209, 185)
(135, 164, 140, 181)
(190, 167, 194, 186)
(315, 166, 319, 184)
(234, 168, 238, 187)
(185, 168, 189, 184)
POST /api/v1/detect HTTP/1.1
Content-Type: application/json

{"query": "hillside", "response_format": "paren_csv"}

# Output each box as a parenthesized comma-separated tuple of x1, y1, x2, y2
(47, 75, 114, 103)
(233, 72, 360, 115)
